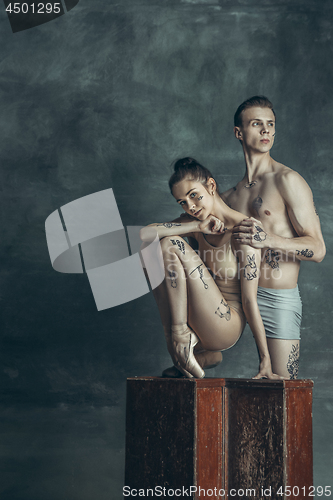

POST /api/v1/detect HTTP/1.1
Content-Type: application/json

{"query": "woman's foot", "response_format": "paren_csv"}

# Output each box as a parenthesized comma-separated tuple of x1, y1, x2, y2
(162, 351, 222, 377)
(171, 325, 205, 379)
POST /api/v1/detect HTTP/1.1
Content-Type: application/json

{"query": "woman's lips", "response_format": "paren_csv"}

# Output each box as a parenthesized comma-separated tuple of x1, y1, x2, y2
(194, 208, 202, 217)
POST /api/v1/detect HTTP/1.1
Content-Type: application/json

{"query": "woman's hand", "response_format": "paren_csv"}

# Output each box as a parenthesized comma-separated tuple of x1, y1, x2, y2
(252, 357, 286, 380)
(198, 215, 225, 235)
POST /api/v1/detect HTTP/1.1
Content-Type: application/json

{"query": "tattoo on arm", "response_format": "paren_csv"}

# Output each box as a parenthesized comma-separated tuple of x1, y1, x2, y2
(252, 196, 263, 216)
(244, 254, 258, 280)
(287, 344, 299, 379)
(253, 225, 267, 242)
(168, 271, 177, 288)
(296, 249, 314, 258)
(189, 264, 209, 289)
(265, 249, 280, 269)
(215, 297, 231, 321)
(157, 223, 181, 228)
(170, 238, 185, 255)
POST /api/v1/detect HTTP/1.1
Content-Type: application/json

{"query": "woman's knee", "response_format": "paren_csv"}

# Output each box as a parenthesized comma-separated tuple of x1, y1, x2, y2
(160, 236, 186, 255)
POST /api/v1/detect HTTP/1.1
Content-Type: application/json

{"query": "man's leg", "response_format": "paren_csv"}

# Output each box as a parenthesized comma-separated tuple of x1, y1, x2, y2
(267, 339, 300, 379)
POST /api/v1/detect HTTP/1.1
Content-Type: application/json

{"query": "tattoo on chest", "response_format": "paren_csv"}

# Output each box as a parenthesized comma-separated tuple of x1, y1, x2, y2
(253, 225, 267, 242)
(169, 271, 177, 288)
(287, 344, 299, 380)
(244, 254, 257, 280)
(265, 249, 280, 269)
(296, 249, 314, 258)
(170, 239, 185, 255)
(190, 264, 209, 289)
(215, 297, 231, 321)
(252, 196, 263, 216)
(157, 223, 181, 228)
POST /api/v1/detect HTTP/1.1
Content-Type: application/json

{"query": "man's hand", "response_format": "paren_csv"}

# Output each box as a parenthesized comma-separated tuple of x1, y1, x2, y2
(199, 215, 225, 235)
(232, 217, 271, 248)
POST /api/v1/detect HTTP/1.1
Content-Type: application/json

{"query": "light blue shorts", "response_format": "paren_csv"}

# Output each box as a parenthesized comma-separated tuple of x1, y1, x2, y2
(257, 286, 302, 340)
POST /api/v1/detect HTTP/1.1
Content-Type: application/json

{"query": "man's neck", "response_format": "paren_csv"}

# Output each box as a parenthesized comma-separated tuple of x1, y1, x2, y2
(242, 149, 273, 183)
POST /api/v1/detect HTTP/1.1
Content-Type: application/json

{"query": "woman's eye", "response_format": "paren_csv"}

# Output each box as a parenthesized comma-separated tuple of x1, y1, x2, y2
(179, 200, 185, 206)
(190, 192, 196, 198)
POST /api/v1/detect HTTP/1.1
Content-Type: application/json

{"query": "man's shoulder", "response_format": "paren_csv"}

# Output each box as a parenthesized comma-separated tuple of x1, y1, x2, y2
(271, 162, 311, 200)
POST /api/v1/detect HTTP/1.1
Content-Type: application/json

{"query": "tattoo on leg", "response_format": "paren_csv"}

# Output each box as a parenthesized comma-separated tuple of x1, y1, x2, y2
(296, 249, 314, 258)
(244, 254, 257, 280)
(157, 223, 181, 228)
(287, 344, 300, 380)
(252, 196, 263, 216)
(253, 225, 267, 242)
(215, 297, 231, 321)
(265, 249, 280, 269)
(170, 238, 185, 255)
(189, 264, 209, 289)
(168, 271, 177, 288)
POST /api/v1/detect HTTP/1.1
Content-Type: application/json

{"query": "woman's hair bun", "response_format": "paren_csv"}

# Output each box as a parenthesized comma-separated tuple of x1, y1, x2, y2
(174, 157, 196, 172)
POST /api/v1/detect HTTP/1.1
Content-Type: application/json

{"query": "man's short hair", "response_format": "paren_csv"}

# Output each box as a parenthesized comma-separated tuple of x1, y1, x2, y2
(234, 96, 275, 127)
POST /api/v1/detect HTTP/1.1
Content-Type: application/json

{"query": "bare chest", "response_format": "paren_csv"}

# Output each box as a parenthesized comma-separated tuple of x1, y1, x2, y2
(227, 181, 296, 237)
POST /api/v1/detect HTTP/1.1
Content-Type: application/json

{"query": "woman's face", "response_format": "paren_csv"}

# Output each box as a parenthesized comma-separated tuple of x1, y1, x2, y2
(172, 178, 214, 220)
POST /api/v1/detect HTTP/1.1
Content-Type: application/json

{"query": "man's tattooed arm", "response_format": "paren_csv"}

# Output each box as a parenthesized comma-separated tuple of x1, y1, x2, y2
(296, 249, 314, 258)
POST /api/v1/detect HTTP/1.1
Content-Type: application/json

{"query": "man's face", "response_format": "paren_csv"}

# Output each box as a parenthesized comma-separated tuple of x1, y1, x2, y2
(235, 106, 276, 153)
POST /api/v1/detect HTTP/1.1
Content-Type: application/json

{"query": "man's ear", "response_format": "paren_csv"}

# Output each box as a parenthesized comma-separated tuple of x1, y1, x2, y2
(234, 126, 242, 140)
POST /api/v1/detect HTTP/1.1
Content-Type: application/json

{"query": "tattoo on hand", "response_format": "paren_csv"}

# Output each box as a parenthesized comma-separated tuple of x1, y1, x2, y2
(296, 249, 314, 258)
(252, 196, 263, 216)
(244, 254, 257, 280)
(190, 264, 209, 289)
(287, 344, 299, 380)
(169, 271, 177, 288)
(253, 225, 267, 242)
(170, 238, 185, 255)
(157, 223, 181, 228)
(215, 297, 231, 321)
(265, 249, 280, 269)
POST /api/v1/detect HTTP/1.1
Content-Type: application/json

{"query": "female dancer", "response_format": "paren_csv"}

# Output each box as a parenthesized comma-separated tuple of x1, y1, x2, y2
(140, 158, 283, 380)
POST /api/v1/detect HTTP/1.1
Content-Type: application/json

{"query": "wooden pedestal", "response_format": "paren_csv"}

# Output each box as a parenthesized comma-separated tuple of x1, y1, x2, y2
(125, 378, 313, 500)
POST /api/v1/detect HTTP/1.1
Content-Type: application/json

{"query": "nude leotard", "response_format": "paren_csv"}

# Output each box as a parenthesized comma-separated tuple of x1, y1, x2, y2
(195, 232, 244, 318)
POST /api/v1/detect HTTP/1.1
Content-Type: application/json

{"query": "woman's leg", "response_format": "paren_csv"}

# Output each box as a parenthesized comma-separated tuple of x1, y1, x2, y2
(160, 236, 244, 376)
(267, 339, 300, 379)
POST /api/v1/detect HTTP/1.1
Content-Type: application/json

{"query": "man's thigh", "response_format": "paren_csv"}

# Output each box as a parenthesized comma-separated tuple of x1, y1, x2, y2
(267, 338, 300, 379)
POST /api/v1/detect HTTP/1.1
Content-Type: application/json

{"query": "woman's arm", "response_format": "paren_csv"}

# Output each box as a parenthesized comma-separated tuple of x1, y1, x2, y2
(140, 214, 225, 242)
(234, 241, 284, 380)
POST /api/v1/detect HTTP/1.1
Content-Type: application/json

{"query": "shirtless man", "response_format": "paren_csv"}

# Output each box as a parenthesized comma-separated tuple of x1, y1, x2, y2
(222, 96, 326, 379)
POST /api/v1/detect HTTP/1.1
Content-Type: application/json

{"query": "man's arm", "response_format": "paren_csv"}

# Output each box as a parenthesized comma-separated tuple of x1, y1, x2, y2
(233, 171, 326, 262)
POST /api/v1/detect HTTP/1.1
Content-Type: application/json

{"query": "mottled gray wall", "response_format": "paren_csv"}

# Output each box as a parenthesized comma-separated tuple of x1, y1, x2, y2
(0, 1, 332, 499)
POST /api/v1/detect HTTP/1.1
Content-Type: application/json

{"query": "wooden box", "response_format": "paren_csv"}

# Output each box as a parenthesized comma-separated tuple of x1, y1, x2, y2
(124, 378, 313, 499)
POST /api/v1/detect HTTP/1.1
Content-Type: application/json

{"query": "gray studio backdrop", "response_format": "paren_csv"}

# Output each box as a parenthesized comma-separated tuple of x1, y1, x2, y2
(0, 1, 332, 499)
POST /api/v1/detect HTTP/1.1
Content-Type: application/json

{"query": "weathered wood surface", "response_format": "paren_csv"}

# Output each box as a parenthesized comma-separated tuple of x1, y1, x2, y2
(125, 378, 313, 500)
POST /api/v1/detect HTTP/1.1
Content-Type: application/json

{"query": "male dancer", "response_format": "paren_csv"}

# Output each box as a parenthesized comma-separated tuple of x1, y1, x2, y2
(223, 96, 326, 379)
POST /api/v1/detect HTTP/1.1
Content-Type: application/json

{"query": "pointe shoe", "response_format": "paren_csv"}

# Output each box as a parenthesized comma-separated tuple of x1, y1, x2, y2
(162, 365, 184, 378)
(171, 325, 205, 379)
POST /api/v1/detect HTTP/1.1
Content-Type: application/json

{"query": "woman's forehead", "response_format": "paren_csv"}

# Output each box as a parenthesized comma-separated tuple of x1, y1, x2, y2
(172, 178, 202, 197)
